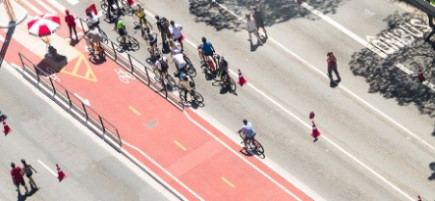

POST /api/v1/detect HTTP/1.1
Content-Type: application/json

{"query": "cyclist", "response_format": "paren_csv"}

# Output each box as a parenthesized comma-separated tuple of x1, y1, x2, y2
(86, 11, 100, 31)
(142, 27, 158, 59)
(115, 19, 127, 44)
(216, 54, 229, 81)
(169, 40, 182, 55)
(178, 73, 194, 102)
(173, 51, 188, 77)
(170, 20, 183, 50)
(154, 54, 169, 81)
(155, 15, 171, 43)
(134, 4, 152, 30)
(197, 37, 217, 69)
(237, 119, 256, 148)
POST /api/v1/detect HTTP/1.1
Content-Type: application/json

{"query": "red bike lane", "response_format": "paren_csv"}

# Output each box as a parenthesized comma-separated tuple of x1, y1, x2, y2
(1, 2, 315, 200)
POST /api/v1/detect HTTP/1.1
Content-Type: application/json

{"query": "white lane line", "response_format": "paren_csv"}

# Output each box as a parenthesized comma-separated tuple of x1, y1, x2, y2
(34, 0, 57, 14)
(122, 141, 204, 201)
(37, 159, 57, 177)
(301, 3, 388, 58)
(66, 0, 80, 5)
(0, 35, 4, 42)
(181, 4, 422, 201)
(46, 0, 67, 13)
(21, 0, 43, 15)
(183, 111, 306, 201)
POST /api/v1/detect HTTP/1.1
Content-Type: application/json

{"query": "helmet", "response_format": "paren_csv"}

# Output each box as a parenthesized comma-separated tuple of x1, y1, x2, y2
(179, 73, 187, 78)
(116, 20, 124, 29)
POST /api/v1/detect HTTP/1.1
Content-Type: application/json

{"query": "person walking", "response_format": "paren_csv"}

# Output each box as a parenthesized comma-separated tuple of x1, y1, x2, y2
(64, 10, 78, 41)
(252, 6, 267, 38)
(21, 159, 38, 189)
(326, 52, 341, 82)
(170, 20, 183, 50)
(10, 162, 29, 195)
(246, 14, 262, 45)
(106, 0, 116, 22)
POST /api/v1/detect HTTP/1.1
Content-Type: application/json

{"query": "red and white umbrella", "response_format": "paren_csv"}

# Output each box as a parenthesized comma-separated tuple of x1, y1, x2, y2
(27, 14, 61, 37)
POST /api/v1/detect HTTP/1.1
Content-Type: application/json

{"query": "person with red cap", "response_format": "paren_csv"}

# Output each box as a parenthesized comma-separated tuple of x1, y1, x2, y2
(64, 10, 78, 41)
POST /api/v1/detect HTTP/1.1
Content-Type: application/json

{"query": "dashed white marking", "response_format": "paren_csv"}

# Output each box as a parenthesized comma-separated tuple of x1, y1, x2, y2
(21, 0, 43, 15)
(34, 0, 57, 14)
(37, 159, 57, 177)
(0, 35, 5, 42)
(66, 0, 79, 5)
(46, 0, 67, 13)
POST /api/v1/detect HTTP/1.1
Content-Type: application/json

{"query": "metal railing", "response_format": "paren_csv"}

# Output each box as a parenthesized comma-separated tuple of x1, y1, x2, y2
(17, 52, 122, 150)
(79, 18, 184, 110)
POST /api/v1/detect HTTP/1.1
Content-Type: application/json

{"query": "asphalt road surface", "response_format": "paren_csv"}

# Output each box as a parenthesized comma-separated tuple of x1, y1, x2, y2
(1, 0, 435, 200)
(0, 66, 177, 201)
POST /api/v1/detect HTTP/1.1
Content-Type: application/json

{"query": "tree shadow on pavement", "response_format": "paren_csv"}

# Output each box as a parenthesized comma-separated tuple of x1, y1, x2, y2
(349, 12, 435, 121)
(429, 162, 435, 180)
(188, 0, 344, 31)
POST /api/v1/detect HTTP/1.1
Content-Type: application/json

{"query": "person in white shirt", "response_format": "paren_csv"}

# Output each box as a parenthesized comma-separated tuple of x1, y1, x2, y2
(246, 14, 262, 45)
(173, 53, 187, 74)
(170, 20, 184, 49)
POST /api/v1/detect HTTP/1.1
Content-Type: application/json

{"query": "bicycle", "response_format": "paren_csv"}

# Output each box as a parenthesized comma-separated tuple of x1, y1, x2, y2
(213, 73, 236, 92)
(179, 88, 204, 104)
(199, 52, 217, 79)
(117, 35, 140, 51)
(153, 68, 177, 89)
(88, 42, 106, 61)
(184, 55, 197, 77)
(238, 131, 264, 154)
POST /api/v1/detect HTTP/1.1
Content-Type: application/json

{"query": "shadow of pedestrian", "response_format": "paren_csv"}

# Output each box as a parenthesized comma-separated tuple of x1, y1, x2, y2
(16, 191, 27, 201)
(249, 40, 261, 52)
(0, 22, 16, 68)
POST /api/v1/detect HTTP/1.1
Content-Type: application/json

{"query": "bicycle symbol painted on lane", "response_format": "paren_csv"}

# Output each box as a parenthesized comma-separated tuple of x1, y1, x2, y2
(114, 68, 136, 84)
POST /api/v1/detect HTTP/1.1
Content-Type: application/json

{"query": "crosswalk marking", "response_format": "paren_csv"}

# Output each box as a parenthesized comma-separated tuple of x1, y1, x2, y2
(35, 0, 57, 14)
(21, 0, 43, 15)
(66, 0, 79, 5)
(46, 0, 67, 13)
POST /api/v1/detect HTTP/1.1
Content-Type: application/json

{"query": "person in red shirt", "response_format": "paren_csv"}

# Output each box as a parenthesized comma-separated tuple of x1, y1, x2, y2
(10, 162, 29, 195)
(326, 52, 341, 82)
(65, 10, 78, 41)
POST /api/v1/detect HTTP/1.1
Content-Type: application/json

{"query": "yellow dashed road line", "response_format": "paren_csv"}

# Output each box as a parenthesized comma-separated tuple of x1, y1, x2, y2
(221, 177, 235, 188)
(128, 105, 141, 116)
(173, 140, 187, 151)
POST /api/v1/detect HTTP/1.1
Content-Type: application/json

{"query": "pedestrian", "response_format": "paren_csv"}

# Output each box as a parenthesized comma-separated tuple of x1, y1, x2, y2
(170, 20, 183, 50)
(326, 52, 341, 82)
(0, 110, 7, 121)
(21, 159, 38, 189)
(246, 14, 262, 45)
(106, 0, 115, 22)
(86, 11, 100, 31)
(64, 10, 78, 41)
(155, 15, 171, 44)
(10, 162, 29, 195)
(252, 6, 267, 38)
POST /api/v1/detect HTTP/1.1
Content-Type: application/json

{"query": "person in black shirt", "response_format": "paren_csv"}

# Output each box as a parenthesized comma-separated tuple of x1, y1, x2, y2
(253, 6, 267, 38)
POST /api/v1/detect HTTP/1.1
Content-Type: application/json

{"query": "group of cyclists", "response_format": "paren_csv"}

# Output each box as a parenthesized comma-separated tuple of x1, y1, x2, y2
(91, 1, 257, 148)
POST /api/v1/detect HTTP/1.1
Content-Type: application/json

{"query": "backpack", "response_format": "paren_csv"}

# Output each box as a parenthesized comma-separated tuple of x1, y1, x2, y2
(159, 17, 170, 30)
(159, 58, 168, 72)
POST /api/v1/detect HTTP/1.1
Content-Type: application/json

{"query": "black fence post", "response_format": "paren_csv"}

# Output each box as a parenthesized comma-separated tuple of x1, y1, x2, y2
(65, 90, 72, 107)
(143, 65, 150, 85)
(98, 115, 106, 134)
(82, 103, 89, 121)
(49, 77, 56, 96)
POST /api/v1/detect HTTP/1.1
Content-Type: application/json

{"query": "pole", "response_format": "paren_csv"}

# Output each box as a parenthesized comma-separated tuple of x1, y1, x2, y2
(3, 0, 17, 22)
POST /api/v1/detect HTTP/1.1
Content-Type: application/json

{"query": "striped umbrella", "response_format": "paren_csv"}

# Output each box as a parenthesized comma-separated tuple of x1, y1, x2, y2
(27, 14, 61, 37)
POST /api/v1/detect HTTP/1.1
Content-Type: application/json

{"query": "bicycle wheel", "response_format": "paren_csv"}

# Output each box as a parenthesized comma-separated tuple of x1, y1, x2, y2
(187, 65, 197, 78)
(191, 91, 204, 103)
(152, 68, 162, 82)
(253, 139, 264, 154)
(100, 31, 109, 44)
(129, 36, 140, 51)
(228, 77, 237, 92)
(100, 2, 108, 10)
(165, 74, 177, 88)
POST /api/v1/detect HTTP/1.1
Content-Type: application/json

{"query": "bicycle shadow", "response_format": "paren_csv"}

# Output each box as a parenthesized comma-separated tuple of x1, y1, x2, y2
(239, 147, 265, 159)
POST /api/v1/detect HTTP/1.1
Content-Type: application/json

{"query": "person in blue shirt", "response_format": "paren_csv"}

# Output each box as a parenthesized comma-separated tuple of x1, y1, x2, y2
(238, 119, 256, 148)
(197, 37, 217, 68)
